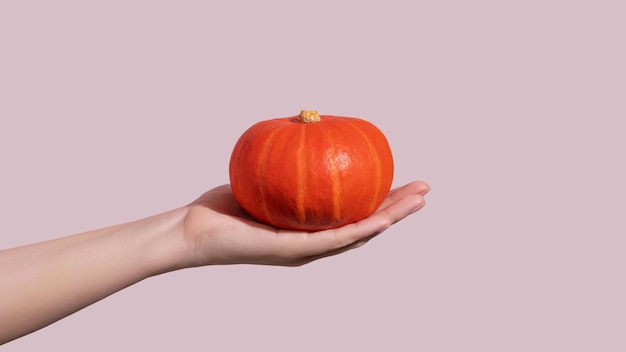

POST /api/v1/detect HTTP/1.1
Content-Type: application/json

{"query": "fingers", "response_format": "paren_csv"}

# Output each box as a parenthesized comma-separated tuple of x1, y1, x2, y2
(391, 180, 430, 198)
(378, 181, 430, 211)
(376, 192, 426, 227)
(320, 182, 427, 252)
(271, 185, 427, 262)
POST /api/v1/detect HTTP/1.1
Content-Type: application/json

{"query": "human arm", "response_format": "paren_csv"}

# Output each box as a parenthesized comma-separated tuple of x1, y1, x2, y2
(0, 181, 429, 344)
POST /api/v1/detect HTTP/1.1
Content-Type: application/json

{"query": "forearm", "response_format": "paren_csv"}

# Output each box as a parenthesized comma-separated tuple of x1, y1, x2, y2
(0, 207, 189, 344)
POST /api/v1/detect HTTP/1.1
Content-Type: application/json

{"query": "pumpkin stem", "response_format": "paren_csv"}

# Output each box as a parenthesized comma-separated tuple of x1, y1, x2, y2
(298, 110, 321, 123)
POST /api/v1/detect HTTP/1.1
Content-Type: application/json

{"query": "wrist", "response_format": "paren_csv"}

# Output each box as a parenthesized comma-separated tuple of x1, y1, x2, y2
(137, 206, 192, 277)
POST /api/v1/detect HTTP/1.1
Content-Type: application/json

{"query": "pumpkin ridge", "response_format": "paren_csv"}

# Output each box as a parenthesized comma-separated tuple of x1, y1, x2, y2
(257, 126, 285, 224)
(319, 123, 343, 224)
(344, 120, 384, 213)
(295, 125, 307, 225)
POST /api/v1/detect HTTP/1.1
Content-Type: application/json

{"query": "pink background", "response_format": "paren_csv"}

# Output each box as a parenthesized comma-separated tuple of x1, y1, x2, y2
(1, 1, 624, 351)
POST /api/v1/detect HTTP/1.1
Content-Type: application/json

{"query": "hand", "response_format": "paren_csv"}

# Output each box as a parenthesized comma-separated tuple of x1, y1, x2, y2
(181, 181, 430, 267)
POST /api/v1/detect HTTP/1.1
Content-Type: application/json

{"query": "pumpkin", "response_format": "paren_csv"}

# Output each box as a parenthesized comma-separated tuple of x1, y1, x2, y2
(229, 110, 394, 231)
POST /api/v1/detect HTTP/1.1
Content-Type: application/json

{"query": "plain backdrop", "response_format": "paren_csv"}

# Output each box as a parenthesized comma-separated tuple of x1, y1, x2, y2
(1, 1, 624, 351)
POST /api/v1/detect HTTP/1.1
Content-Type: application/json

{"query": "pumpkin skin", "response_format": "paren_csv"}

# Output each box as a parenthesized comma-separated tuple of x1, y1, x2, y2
(229, 111, 394, 231)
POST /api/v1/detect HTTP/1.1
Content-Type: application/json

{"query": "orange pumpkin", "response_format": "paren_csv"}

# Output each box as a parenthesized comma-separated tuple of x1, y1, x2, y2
(229, 110, 394, 231)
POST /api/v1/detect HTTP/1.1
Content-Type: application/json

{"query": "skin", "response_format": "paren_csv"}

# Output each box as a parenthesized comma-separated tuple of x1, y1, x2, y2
(0, 180, 429, 344)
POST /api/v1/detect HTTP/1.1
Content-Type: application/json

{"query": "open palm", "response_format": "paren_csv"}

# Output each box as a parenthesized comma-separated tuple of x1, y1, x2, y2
(182, 181, 430, 267)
